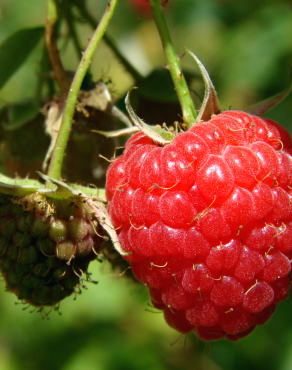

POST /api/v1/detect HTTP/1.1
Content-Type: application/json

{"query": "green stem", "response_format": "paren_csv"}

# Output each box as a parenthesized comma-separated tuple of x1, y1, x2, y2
(75, 0, 143, 82)
(148, 0, 197, 127)
(46, 0, 121, 184)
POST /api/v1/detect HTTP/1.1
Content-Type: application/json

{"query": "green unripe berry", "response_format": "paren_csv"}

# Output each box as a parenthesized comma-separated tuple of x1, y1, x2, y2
(62, 275, 79, 290)
(32, 263, 49, 277)
(0, 235, 9, 255)
(22, 275, 42, 290)
(17, 286, 31, 300)
(13, 231, 32, 248)
(0, 217, 16, 239)
(6, 245, 19, 260)
(1, 256, 13, 272)
(16, 213, 33, 233)
(45, 256, 62, 269)
(12, 204, 24, 217)
(8, 271, 22, 285)
(14, 262, 30, 276)
(0, 203, 12, 216)
(51, 284, 67, 303)
(76, 235, 94, 256)
(56, 240, 75, 260)
(31, 287, 50, 305)
(68, 217, 88, 241)
(53, 267, 68, 281)
(18, 246, 38, 264)
(37, 238, 55, 255)
(30, 215, 49, 238)
(49, 218, 68, 242)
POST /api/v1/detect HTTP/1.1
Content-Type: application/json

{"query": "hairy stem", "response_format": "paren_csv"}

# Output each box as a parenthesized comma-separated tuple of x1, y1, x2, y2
(46, 0, 121, 184)
(148, 0, 197, 127)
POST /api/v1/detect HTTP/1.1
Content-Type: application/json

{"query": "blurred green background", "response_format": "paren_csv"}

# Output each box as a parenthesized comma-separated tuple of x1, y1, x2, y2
(1, 0, 292, 369)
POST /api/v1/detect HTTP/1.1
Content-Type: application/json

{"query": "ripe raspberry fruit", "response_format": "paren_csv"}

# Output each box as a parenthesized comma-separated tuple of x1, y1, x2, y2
(128, 0, 169, 16)
(106, 110, 292, 341)
(0, 186, 104, 309)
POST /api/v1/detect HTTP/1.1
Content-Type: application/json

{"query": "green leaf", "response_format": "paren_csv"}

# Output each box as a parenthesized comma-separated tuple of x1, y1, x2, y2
(137, 68, 199, 104)
(0, 27, 45, 90)
(1, 100, 40, 131)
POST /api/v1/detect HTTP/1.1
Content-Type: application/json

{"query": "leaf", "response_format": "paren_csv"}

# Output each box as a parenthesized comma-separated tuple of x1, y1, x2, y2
(246, 71, 292, 116)
(138, 68, 179, 103)
(1, 100, 40, 131)
(92, 127, 139, 138)
(125, 88, 174, 145)
(185, 48, 220, 122)
(0, 27, 45, 90)
(137, 68, 200, 104)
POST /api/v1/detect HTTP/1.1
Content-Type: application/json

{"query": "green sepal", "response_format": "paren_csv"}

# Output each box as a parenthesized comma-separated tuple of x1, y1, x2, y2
(185, 49, 220, 122)
(125, 88, 174, 145)
(0, 174, 42, 196)
(37, 172, 105, 201)
(92, 127, 139, 139)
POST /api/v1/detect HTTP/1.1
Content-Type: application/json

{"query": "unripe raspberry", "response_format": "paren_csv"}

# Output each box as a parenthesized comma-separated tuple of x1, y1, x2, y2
(0, 194, 102, 309)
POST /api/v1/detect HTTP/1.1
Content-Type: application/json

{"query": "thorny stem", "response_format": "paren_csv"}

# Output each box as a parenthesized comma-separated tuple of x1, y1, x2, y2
(46, 0, 121, 184)
(46, 0, 71, 96)
(148, 0, 197, 127)
(75, 0, 144, 82)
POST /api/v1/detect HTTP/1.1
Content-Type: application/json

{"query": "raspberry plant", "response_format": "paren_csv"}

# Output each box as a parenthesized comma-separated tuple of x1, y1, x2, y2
(0, 0, 291, 348)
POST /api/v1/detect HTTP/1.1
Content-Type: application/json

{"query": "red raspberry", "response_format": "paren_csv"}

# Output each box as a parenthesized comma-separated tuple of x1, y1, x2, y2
(128, 0, 169, 16)
(106, 111, 292, 341)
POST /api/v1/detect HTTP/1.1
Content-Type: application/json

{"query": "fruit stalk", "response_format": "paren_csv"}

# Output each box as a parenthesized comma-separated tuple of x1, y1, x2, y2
(46, 0, 121, 185)
(148, 0, 197, 127)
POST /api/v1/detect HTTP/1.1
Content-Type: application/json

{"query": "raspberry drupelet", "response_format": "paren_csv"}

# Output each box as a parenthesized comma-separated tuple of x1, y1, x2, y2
(106, 110, 292, 341)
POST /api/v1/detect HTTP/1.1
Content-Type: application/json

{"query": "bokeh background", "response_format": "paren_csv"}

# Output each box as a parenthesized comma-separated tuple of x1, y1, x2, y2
(0, 0, 292, 369)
